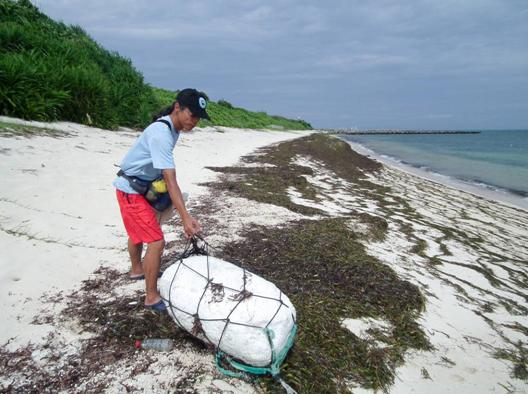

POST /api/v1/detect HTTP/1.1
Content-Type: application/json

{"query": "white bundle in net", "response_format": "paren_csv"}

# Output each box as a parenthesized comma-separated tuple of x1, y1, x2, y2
(159, 254, 296, 367)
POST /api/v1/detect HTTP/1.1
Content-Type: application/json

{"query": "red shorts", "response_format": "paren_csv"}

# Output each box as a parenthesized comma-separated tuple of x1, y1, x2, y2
(116, 190, 163, 244)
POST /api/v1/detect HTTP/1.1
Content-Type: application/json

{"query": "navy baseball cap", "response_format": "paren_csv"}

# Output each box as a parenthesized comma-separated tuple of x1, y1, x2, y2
(176, 88, 211, 120)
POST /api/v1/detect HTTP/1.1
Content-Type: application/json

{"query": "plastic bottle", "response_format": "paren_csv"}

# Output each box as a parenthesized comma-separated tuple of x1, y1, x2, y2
(135, 338, 174, 351)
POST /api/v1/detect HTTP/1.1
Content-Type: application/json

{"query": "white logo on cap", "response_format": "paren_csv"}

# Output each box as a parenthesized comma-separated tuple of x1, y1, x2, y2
(199, 97, 207, 109)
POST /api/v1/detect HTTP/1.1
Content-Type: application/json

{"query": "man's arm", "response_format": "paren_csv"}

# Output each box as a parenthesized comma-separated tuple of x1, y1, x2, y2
(162, 168, 201, 238)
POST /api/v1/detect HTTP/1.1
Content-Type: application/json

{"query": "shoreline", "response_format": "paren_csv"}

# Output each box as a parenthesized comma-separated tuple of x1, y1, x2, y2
(343, 139, 528, 212)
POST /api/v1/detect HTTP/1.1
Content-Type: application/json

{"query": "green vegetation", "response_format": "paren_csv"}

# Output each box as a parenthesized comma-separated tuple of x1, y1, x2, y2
(0, 0, 156, 129)
(0, 120, 61, 136)
(205, 134, 382, 216)
(219, 219, 429, 392)
(153, 88, 312, 130)
(200, 100, 312, 130)
(0, 267, 209, 392)
(204, 134, 430, 392)
(0, 0, 311, 130)
(495, 346, 528, 380)
(29, 134, 423, 392)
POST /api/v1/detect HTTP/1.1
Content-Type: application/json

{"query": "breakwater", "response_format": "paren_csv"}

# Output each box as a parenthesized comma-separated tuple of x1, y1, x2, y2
(326, 130, 480, 135)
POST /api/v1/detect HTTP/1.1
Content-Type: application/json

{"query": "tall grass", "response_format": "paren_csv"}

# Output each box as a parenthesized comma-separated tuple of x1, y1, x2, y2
(0, 0, 156, 129)
(0, 0, 312, 130)
(200, 100, 312, 130)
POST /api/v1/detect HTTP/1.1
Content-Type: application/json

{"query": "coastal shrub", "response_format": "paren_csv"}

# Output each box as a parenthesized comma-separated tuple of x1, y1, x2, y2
(199, 100, 312, 130)
(0, 0, 155, 128)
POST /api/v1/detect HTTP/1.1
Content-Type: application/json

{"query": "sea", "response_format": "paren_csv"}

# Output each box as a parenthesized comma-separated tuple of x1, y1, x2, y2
(339, 129, 528, 209)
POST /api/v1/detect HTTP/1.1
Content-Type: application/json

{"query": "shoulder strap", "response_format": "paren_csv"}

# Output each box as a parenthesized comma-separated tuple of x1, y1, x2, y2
(155, 119, 172, 130)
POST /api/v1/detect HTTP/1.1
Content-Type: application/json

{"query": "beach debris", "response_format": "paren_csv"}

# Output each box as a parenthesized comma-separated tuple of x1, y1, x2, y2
(159, 238, 297, 378)
(134, 338, 174, 352)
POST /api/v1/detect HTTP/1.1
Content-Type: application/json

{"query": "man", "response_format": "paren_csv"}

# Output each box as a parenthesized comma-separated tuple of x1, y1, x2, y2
(114, 88, 209, 311)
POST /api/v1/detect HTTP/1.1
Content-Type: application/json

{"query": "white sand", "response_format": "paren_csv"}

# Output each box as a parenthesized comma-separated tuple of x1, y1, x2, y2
(286, 153, 528, 393)
(1, 116, 527, 393)
(0, 116, 307, 392)
(361, 167, 528, 394)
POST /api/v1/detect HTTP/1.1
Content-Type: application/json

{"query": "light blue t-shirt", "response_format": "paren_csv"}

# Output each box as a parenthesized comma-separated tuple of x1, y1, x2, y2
(113, 116, 179, 194)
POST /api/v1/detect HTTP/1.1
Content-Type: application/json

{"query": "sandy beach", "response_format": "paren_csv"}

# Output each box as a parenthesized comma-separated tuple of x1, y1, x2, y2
(0, 116, 527, 393)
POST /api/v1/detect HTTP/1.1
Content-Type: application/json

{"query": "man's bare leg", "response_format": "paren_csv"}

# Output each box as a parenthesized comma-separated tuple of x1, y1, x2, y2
(128, 238, 143, 277)
(143, 238, 165, 305)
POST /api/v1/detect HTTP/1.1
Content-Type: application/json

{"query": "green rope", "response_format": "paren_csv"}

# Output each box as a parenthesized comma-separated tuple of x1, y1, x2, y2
(215, 323, 297, 378)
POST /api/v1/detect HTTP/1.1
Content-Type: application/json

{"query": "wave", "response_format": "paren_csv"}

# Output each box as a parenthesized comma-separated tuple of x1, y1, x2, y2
(344, 139, 528, 210)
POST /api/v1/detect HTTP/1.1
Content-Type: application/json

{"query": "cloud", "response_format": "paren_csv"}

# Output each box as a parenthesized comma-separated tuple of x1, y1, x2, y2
(318, 53, 411, 69)
(90, 26, 174, 39)
(31, 0, 528, 129)
(423, 114, 454, 119)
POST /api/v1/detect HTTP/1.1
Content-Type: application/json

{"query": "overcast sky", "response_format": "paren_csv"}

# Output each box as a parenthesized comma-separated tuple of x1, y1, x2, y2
(32, 0, 528, 130)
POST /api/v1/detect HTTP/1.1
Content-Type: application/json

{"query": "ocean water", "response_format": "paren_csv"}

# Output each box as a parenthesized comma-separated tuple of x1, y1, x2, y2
(340, 130, 528, 197)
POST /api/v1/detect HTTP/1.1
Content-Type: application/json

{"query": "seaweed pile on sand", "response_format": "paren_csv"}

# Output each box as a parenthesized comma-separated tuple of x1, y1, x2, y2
(189, 134, 431, 392)
(0, 266, 217, 393)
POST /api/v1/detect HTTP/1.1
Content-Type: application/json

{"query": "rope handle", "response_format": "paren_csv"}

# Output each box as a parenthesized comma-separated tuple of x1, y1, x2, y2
(216, 351, 298, 394)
